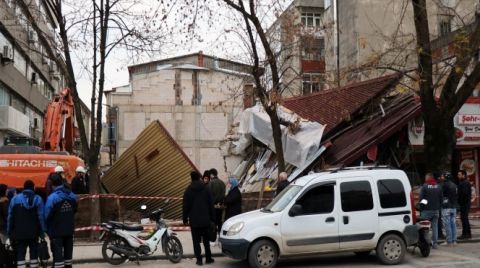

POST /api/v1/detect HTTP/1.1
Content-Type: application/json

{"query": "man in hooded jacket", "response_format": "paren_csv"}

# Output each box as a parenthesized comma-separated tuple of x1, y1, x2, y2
(7, 180, 46, 268)
(45, 174, 77, 268)
(183, 171, 215, 266)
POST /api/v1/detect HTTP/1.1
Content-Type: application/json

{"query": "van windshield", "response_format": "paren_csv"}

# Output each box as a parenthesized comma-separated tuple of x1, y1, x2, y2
(263, 185, 302, 212)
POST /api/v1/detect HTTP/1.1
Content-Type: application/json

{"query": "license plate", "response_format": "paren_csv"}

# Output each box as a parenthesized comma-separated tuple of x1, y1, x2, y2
(99, 231, 106, 240)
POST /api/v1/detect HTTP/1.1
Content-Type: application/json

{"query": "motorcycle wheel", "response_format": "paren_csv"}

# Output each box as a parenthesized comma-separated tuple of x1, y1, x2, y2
(101, 235, 129, 265)
(418, 232, 430, 257)
(165, 235, 183, 263)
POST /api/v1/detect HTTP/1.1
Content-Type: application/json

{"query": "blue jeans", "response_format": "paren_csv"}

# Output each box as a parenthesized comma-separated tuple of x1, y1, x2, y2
(442, 208, 457, 244)
(421, 210, 439, 245)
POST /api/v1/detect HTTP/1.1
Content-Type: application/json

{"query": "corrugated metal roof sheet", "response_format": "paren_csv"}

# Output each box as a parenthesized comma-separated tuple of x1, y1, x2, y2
(324, 94, 421, 166)
(283, 73, 401, 136)
(101, 121, 198, 219)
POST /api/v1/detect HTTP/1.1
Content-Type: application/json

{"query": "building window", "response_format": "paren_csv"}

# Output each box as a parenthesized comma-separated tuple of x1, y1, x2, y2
(301, 13, 322, 28)
(438, 15, 452, 37)
(302, 74, 323, 95)
(302, 37, 325, 60)
(0, 84, 11, 106)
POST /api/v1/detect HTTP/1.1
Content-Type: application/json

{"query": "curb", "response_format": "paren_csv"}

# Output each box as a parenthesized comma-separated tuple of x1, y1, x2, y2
(73, 253, 225, 264)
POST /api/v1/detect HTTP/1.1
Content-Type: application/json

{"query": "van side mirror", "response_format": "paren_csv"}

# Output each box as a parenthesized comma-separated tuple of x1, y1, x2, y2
(289, 204, 303, 217)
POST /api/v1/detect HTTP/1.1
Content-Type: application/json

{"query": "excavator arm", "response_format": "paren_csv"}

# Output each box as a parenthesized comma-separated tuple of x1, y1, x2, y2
(41, 88, 76, 154)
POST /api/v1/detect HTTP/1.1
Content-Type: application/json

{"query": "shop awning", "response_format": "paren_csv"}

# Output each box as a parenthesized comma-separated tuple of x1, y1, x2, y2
(101, 121, 198, 219)
(324, 94, 421, 166)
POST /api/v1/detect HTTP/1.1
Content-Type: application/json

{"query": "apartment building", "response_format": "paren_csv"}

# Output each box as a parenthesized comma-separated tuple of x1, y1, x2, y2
(0, 0, 65, 144)
(321, 0, 477, 85)
(267, 0, 326, 97)
(105, 52, 254, 178)
(0, 0, 91, 150)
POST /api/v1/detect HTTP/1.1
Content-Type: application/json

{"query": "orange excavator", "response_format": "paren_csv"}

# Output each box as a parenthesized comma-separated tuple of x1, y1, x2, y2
(0, 88, 84, 189)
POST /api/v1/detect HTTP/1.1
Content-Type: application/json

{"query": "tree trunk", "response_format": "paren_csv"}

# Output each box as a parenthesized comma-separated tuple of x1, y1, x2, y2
(88, 161, 101, 239)
(423, 113, 456, 173)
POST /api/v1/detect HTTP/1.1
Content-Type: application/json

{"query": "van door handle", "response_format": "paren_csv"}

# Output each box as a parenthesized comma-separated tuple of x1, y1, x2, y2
(343, 216, 349, 224)
(325, 217, 335, 223)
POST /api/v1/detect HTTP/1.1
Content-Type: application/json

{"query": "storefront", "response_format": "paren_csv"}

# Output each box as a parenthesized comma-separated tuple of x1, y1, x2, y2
(409, 100, 480, 209)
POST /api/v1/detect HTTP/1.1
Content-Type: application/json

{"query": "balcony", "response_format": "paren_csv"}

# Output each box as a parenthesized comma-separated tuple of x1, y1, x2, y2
(0, 105, 30, 136)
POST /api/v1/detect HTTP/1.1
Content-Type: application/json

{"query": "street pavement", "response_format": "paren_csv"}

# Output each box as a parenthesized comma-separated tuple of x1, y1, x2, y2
(72, 218, 480, 267)
(75, 242, 480, 268)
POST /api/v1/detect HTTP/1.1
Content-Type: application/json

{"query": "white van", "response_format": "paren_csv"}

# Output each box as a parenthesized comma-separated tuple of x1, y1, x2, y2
(219, 167, 418, 268)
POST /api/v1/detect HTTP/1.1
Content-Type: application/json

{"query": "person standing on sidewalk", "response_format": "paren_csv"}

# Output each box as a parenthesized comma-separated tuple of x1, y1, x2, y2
(419, 173, 443, 249)
(224, 176, 242, 221)
(45, 174, 77, 268)
(71, 166, 88, 194)
(208, 168, 225, 238)
(457, 170, 472, 240)
(439, 172, 458, 246)
(7, 180, 46, 268)
(0, 184, 8, 244)
(183, 171, 215, 266)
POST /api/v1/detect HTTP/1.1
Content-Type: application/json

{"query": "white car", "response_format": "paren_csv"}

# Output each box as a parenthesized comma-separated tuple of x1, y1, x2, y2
(220, 167, 419, 268)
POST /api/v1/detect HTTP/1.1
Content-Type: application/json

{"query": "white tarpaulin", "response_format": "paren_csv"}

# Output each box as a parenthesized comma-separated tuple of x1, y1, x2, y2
(232, 103, 325, 167)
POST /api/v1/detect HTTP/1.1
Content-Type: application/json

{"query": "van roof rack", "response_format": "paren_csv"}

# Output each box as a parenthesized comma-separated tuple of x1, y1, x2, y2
(323, 165, 395, 173)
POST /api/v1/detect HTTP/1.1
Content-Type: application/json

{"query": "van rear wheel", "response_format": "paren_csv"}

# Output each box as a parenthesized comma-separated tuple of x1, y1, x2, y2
(376, 234, 406, 265)
(248, 240, 278, 268)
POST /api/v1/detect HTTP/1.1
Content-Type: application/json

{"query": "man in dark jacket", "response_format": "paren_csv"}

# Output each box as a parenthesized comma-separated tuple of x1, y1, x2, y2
(208, 168, 225, 238)
(45, 174, 77, 268)
(7, 180, 46, 268)
(0, 184, 8, 244)
(419, 173, 443, 249)
(71, 166, 88, 194)
(275, 172, 290, 197)
(457, 170, 472, 239)
(183, 171, 215, 266)
(439, 172, 458, 246)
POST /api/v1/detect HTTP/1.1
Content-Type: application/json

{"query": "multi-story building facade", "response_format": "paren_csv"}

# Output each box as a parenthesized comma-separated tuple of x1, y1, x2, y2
(321, 0, 477, 86)
(105, 52, 254, 178)
(267, 0, 326, 97)
(0, 0, 90, 150)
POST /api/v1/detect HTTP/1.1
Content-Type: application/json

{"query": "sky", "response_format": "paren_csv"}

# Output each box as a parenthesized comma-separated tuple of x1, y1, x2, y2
(70, 0, 291, 106)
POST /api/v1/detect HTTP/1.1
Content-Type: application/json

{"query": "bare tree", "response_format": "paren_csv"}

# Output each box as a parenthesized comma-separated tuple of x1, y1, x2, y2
(219, 0, 291, 172)
(30, 0, 168, 229)
(412, 0, 480, 171)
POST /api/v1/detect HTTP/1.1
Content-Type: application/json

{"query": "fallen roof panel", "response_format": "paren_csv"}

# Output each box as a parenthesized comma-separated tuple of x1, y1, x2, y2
(101, 120, 198, 219)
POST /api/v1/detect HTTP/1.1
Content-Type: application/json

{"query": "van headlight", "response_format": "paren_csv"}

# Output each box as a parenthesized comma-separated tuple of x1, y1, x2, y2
(226, 222, 244, 236)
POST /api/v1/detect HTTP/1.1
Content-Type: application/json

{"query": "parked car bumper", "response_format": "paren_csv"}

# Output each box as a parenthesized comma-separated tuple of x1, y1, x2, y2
(219, 238, 250, 260)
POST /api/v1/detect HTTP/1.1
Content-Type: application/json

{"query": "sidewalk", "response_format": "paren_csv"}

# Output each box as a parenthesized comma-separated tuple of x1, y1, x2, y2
(72, 217, 480, 264)
(73, 231, 223, 264)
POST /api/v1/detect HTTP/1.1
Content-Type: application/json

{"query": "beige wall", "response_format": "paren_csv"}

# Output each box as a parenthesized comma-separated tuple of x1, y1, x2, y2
(109, 68, 246, 179)
(322, 0, 477, 85)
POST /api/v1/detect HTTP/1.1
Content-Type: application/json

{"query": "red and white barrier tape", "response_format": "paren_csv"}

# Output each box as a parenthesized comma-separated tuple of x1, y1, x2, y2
(77, 194, 272, 202)
(75, 224, 190, 232)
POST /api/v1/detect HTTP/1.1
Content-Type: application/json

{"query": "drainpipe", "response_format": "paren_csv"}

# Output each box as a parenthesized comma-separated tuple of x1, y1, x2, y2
(336, 0, 340, 87)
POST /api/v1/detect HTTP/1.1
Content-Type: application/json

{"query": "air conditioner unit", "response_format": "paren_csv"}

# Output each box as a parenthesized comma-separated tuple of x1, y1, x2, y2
(1, 45, 13, 63)
(28, 31, 36, 44)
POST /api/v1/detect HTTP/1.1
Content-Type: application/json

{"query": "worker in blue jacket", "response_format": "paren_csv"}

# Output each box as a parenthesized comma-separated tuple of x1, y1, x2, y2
(44, 174, 77, 268)
(7, 180, 46, 268)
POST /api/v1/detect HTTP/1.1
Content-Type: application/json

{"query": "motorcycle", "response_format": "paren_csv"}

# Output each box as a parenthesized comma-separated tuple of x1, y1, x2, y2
(99, 205, 183, 265)
(414, 199, 432, 257)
